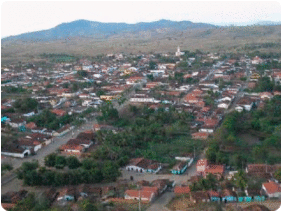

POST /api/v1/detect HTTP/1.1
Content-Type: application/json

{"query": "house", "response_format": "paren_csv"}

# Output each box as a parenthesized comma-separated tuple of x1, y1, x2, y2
(124, 187, 158, 202)
(245, 188, 265, 202)
(262, 181, 281, 198)
(183, 94, 199, 104)
(245, 164, 280, 178)
(17, 139, 42, 152)
(175, 153, 194, 162)
(59, 144, 85, 155)
(207, 190, 220, 202)
(76, 131, 95, 142)
(259, 92, 273, 100)
(204, 165, 225, 180)
(192, 132, 209, 140)
(67, 138, 93, 149)
(171, 161, 188, 175)
(51, 109, 66, 116)
(196, 159, 208, 174)
(151, 179, 169, 194)
(77, 184, 102, 199)
(30, 127, 46, 134)
(236, 97, 254, 111)
(100, 95, 116, 101)
(217, 100, 231, 109)
(190, 191, 210, 203)
(7, 118, 26, 129)
(126, 158, 161, 173)
(53, 124, 74, 137)
(252, 56, 263, 64)
(126, 76, 144, 84)
(221, 189, 237, 202)
(1, 144, 31, 158)
(174, 186, 191, 195)
(27, 133, 53, 146)
(25, 122, 37, 130)
(57, 187, 77, 201)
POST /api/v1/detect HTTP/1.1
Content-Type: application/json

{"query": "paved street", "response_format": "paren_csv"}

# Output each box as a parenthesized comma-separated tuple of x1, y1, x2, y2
(1, 119, 97, 192)
(146, 192, 175, 211)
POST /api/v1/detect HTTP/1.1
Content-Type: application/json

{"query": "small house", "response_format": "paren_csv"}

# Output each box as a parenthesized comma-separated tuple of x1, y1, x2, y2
(221, 189, 237, 203)
(57, 187, 77, 201)
(171, 161, 188, 175)
(190, 191, 210, 203)
(207, 190, 220, 202)
(174, 186, 190, 195)
(262, 181, 281, 198)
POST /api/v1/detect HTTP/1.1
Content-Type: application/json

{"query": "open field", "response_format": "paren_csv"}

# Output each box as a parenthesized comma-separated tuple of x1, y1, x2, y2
(2, 25, 280, 64)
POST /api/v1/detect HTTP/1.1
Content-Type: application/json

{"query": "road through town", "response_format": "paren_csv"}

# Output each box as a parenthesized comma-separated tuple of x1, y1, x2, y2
(1, 119, 97, 193)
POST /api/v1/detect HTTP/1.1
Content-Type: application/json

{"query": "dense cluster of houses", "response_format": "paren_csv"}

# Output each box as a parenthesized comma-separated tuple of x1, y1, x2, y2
(1, 49, 281, 209)
(172, 158, 280, 205)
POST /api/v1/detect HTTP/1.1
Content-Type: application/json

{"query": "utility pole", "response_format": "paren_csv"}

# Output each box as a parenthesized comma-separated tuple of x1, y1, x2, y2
(139, 186, 141, 211)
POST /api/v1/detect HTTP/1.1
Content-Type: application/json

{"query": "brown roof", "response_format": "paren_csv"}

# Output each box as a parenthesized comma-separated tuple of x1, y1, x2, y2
(205, 165, 225, 174)
(125, 187, 158, 200)
(172, 161, 187, 171)
(67, 138, 92, 146)
(263, 181, 281, 194)
(190, 191, 209, 201)
(56, 124, 71, 133)
(221, 189, 237, 197)
(25, 122, 37, 129)
(174, 186, 190, 194)
(128, 158, 159, 170)
(247, 164, 280, 174)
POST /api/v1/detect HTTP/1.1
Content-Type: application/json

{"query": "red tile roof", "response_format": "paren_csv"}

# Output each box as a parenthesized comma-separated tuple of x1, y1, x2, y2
(205, 165, 225, 174)
(174, 186, 190, 194)
(263, 181, 281, 194)
(125, 187, 157, 200)
(192, 132, 209, 140)
(51, 109, 66, 116)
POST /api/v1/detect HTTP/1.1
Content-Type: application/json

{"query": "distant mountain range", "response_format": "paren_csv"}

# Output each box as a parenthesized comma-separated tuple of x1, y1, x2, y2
(2, 19, 280, 63)
(2, 19, 217, 42)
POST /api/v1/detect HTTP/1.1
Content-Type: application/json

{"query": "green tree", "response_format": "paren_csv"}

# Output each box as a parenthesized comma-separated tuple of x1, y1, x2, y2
(13, 98, 38, 113)
(82, 158, 98, 170)
(13, 193, 36, 211)
(102, 161, 121, 182)
(67, 156, 81, 169)
(149, 61, 157, 69)
(44, 153, 57, 167)
(55, 156, 67, 169)
(233, 170, 248, 190)
(79, 199, 98, 211)
(274, 168, 281, 183)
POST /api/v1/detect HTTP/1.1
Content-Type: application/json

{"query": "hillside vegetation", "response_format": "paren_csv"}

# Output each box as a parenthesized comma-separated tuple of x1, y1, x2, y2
(2, 23, 280, 64)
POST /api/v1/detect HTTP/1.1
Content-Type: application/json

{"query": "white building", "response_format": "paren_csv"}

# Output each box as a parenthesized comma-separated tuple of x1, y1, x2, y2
(175, 46, 185, 57)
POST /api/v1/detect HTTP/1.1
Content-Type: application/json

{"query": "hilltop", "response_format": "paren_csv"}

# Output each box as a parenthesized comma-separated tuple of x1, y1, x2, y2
(1, 19, 281, 63)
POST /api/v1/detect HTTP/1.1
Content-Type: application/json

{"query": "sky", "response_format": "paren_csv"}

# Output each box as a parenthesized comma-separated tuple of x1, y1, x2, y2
(1, 1, 281, 38)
